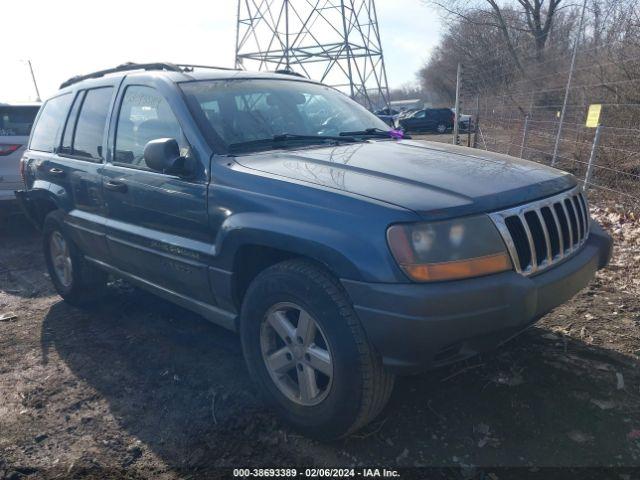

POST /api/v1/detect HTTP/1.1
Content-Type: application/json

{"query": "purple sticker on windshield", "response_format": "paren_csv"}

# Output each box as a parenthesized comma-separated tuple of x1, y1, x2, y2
(389, 129, 404, 139)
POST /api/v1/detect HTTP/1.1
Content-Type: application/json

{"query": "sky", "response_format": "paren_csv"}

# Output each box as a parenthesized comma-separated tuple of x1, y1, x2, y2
(2, 0, 442, 103)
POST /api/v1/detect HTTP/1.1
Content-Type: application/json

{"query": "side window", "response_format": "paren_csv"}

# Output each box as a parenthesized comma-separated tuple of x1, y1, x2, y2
(29, 94, 73, 152)
(72, 87, 113, 161)
(413, 110, 426, 119)
(114, 86, 184, 169)
(60, 91, 85, 155)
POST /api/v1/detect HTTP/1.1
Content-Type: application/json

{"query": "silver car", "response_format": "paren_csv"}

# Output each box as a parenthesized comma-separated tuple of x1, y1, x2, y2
(0, 102, 40, 221)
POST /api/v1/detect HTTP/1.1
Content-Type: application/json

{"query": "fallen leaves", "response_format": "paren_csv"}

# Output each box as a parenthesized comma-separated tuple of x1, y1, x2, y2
(0, 312, 17, 322)
(590, 398, 616, 410)
(492, 369, 524, 387)
(568, 430, 594, 443)
(591, 205, 640, 297)
(474, 423, 501, 448)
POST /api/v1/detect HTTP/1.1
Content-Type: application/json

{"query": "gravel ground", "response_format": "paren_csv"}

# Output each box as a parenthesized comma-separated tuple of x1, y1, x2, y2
(1, 200, 639, 478)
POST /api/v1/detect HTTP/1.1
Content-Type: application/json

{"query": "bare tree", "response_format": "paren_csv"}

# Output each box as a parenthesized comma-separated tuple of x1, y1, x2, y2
(518, 0, 563, 58)
(425, 0, 564, 69)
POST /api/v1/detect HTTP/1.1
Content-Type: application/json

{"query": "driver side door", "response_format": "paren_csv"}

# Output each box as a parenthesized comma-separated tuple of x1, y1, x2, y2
(102, 84, 214, 304)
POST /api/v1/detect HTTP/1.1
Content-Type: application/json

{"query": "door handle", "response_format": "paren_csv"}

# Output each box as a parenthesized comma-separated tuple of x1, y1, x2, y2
(104, 180, 128, 193)
(49, 168, 65, 176)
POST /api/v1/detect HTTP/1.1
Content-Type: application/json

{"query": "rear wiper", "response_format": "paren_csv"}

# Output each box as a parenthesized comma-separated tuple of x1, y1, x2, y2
(339, 127, 410, 139)
(228, 133, 358, 153)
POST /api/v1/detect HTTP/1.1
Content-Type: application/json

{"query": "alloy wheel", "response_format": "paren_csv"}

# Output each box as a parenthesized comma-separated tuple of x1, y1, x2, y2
(49, 231, 73, 288)
(260, 302, 334, 406)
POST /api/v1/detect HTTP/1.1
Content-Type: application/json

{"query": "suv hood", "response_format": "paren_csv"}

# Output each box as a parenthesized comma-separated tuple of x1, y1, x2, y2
(234, 139, 576, 220)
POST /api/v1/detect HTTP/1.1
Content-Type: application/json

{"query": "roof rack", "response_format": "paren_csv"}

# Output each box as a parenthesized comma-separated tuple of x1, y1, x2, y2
(176, 64, 239, 72)
(58, 62, 241, 89)
(58, 62, 305, 90)
(59, 62, 183, 89)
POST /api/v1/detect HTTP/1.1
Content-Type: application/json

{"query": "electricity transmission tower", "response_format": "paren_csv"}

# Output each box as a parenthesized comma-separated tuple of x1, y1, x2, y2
(235, 0, 390, 110)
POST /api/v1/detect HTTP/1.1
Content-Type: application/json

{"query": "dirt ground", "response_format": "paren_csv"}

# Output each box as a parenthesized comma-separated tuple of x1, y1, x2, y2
(1, 198, 640, 478)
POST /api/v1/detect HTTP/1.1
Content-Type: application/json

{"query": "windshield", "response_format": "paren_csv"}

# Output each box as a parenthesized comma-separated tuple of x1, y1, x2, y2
(180, 79, 391, 151)
(0, 106, 40, 136)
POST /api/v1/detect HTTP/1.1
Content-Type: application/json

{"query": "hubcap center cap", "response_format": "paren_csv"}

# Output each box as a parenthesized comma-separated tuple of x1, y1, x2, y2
(291, 345, 304, 359)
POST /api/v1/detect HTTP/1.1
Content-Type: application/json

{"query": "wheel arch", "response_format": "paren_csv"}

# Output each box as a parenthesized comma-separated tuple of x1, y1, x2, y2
(18, 187, 63, 230)
(229, 242, 349, 316)
(214, 211, 394, 314)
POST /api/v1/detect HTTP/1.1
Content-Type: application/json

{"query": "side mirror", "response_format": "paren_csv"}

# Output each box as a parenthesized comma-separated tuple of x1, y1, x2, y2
(143, 138, 187, 175)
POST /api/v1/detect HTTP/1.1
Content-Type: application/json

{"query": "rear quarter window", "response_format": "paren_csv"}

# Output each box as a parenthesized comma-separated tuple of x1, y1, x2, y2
(0, 106, 40, 136)
(29, 94, 73, 152)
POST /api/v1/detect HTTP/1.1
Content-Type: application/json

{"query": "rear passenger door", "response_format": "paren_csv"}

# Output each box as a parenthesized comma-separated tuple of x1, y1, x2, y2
(102, 83, 213, 304)
(50, 86, 115, 262)
(25, 87, 114, 263)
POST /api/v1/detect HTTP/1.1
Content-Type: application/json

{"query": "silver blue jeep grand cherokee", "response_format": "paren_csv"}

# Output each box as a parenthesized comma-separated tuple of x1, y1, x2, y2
(16, 63, 612, 440)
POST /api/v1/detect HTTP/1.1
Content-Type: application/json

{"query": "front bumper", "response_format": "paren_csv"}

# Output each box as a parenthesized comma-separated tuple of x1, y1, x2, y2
(342, 221, 613, 374)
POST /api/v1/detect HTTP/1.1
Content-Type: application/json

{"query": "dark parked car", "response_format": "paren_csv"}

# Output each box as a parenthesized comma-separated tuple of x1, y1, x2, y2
(399, 107, 454, 134)
(17, 63, 612, 440)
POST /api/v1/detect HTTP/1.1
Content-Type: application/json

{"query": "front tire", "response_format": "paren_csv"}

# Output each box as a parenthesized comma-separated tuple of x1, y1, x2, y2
(240, 260, 394, 440)
(43, 210, 107, 306)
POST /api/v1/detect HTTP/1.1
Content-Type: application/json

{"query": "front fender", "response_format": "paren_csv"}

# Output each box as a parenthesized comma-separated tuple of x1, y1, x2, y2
(206, 166, 420, 312)
(214, 212, 366, 280)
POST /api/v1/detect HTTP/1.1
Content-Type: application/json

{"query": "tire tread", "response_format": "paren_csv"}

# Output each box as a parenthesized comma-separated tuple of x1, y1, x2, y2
(262, 259, 394, 437)
(43, 210, 107, 305)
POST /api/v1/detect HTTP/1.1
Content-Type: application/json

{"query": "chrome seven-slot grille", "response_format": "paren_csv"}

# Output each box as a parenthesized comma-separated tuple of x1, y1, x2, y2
(489, 187, 590, 276)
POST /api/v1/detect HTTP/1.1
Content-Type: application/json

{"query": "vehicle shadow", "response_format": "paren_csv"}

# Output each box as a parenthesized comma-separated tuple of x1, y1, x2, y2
(40, 287, 308, 471)
(40, 288, 640, 471)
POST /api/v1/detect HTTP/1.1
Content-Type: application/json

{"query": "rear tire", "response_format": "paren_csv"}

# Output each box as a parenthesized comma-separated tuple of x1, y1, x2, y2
(43, 210, 107, 306)
(436, 123, 447, 134)
(240, 259, 394, 440)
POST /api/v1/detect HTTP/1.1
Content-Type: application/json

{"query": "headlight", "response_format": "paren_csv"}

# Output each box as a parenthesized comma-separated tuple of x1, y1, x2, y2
(387, 215, 512, 282)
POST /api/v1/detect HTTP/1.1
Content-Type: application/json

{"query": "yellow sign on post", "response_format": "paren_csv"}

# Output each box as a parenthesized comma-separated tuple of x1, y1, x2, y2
(586, 104, 602, 128)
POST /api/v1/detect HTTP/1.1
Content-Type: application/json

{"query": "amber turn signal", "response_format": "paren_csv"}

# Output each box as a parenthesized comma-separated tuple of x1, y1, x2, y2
(401, 252, 512, 282)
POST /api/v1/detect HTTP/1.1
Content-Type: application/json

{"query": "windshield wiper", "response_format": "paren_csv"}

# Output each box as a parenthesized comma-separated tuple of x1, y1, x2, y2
(339, 127, 410, 139)
(228, 133, 359, 153)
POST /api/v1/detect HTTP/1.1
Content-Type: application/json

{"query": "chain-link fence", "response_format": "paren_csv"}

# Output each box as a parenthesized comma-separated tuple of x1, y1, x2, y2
(453, 42, 640, 210)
